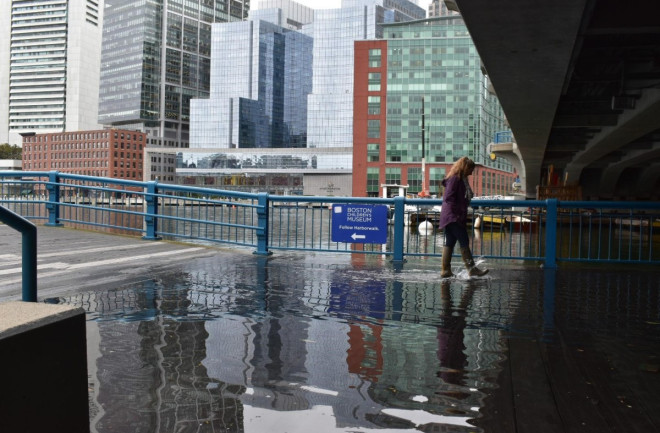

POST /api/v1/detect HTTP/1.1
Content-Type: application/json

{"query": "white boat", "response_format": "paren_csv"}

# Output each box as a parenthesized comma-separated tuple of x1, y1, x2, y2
(471, 195, 527, 211)
(417, 220, 434, 235)
(506, 215, 538, 231)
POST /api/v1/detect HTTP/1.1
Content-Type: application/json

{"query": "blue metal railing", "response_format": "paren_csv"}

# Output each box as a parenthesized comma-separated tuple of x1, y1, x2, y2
(2, 171, 659, 269)
(493, 130, 513, 143)
(0, 205, 37, 302)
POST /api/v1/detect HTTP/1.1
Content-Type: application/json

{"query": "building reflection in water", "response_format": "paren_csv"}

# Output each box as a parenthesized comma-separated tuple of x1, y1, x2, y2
(79, 254, 521, 432)
(87, 279, 245, 432)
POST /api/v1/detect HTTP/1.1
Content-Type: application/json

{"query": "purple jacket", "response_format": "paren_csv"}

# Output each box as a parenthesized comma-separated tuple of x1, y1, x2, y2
(439, 176, 469, 228)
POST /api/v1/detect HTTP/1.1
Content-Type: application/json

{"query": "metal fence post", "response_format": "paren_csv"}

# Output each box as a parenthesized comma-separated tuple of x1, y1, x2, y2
(392, 196, 405, 264)
(143, 181, 161, 240)
(544, 198, 558, 268)
(255, 192, 272, 256)
(45, 171, 62, 227)
(0, 206, 37, 302)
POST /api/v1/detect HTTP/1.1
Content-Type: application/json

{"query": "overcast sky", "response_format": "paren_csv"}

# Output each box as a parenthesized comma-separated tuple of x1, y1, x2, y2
(255, 0, 433, 12)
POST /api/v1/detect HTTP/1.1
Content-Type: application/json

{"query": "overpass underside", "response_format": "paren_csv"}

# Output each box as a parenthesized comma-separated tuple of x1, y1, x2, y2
(452, 0, 660, 200)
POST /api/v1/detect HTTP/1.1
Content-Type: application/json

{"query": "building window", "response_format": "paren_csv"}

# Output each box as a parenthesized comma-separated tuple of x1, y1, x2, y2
(408, 167, 421, 194)
(368, 143, 379, 162)
(367, 167, 380, 194)
(368, 96, 381, 115)
(385, 167, 401, 186)
(368, 73, 381, 91)
(369, 49, 381, 68)
(368, 120, 380, 138)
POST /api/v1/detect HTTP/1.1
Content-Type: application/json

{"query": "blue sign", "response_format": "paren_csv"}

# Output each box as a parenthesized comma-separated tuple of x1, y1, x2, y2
(331, 204, 388, 244)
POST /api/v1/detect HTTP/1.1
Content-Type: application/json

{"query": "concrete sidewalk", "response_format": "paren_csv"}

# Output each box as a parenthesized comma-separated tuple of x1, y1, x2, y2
(0, 225, 220, 302)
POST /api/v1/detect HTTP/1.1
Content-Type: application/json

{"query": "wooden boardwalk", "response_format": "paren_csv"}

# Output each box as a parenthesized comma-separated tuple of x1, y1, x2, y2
(475, 308, 660, 433)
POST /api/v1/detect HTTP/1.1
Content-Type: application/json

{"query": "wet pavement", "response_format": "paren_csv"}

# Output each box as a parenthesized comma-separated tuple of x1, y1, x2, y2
(2, 226, 660, 432)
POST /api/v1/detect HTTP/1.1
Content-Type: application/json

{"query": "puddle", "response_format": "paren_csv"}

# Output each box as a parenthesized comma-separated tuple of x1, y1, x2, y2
(50, 256, 660, 432)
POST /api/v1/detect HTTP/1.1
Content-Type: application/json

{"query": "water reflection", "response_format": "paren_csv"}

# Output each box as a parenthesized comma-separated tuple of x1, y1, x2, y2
(59, 253, 660, 432)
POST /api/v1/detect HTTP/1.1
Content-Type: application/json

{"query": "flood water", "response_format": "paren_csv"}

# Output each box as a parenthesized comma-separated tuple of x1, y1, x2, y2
(48, 250, 660, 433)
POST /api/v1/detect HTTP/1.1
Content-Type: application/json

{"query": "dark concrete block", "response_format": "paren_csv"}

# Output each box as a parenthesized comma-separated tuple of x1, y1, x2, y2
(0, 302, 89, 433)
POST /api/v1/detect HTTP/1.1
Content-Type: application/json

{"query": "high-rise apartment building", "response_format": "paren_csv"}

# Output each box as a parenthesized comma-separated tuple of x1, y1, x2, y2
(306, 0, 426, 149)
(98, 0, 250, 182)
(0, 0, 105, 146)
(353, 17, 513, 197)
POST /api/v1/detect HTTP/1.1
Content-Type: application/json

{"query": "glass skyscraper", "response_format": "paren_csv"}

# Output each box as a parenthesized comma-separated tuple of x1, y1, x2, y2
(181, 5, 350, 195)
(306, 0, 426, 149)
(98, 0, 249, 181)
(189, 17, 312, 149)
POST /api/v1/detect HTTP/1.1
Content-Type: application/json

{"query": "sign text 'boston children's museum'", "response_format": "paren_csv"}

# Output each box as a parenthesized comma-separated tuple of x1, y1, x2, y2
(331, 204, 388, 244)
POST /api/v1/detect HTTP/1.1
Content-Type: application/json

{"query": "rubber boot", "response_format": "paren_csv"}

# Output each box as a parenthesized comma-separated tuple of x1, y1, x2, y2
(460, 246, 488, 277)
(441, 246, 454, 278)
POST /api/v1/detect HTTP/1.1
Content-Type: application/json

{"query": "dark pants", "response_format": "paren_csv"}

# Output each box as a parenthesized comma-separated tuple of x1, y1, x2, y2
(443, 222, 469, 248)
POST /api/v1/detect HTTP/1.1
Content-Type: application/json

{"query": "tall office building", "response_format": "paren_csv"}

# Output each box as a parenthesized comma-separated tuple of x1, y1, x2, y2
(0, 0, 104, 146)
(428, 0, 460, 17)
(306, 0, 426, 149)
(188, 0, 313, 151)
(98, 0, 250, 182)
(181, 3, 348, 196)
(353, 17, 512, 197)
(190, 17, 313, 149)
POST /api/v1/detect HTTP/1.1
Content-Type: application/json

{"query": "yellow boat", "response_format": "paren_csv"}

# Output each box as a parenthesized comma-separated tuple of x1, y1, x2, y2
(474, 214, 506, 230)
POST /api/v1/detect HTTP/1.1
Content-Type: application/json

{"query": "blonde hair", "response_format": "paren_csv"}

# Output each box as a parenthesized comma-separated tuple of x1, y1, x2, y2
(446, 156, 475, 179)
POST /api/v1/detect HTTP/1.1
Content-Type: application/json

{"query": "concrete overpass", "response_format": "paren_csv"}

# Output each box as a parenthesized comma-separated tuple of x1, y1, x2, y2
(450, 0, 660, 200)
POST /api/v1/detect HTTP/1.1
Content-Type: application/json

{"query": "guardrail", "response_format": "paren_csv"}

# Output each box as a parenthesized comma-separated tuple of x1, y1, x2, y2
(0, 205, 37, 301)
(493, 130, 514, 143)
(2, 171, 659, 268)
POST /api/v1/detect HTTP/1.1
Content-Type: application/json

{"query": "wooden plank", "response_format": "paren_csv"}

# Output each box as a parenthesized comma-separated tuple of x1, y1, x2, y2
(604, 339, 660, 430)
(509, 336, 564, 433)
(540, 334, 613, 433)
(552, 335, 658, 433)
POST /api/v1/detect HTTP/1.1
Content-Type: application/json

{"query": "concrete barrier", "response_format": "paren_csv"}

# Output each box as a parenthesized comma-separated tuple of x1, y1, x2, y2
(0, 302, 89, 433)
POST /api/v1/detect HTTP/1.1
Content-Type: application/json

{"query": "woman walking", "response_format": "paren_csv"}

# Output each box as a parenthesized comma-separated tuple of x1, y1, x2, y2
(438, 157, 488, 277)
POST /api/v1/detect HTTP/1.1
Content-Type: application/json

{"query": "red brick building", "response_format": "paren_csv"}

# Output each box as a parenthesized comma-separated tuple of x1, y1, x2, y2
(21, 129, 147, 181)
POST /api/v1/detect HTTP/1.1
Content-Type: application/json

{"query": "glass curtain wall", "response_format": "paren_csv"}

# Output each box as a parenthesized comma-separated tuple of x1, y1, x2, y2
(190, 19, 312, 149)
(99, 0, 249, 143)
(307, 1, 425, 149)
(383, 17, 508, 169)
